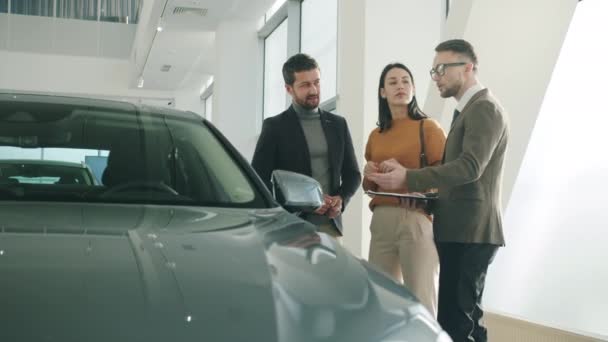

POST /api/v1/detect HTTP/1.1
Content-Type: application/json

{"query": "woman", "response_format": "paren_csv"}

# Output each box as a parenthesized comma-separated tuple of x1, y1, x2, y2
(363, 62, 446, 317)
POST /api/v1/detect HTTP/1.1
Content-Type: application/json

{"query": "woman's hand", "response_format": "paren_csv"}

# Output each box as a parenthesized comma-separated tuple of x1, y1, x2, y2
(363, 161, 379, 177)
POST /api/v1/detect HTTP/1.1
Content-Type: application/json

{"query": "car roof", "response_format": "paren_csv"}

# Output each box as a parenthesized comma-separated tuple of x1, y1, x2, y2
(0, 159, 87, 168)
(0, 92, 202, 121)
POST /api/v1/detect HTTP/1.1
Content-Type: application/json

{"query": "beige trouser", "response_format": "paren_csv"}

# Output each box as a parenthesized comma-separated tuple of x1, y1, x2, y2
(369, 206, 439, 317)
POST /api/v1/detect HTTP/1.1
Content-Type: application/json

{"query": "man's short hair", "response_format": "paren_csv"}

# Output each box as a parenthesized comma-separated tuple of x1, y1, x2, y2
(435, 39, 478, 70)
(282, 53, 319, 85)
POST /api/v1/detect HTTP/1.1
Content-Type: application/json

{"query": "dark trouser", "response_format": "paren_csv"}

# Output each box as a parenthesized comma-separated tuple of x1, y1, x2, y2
(436, 242, 499, 342)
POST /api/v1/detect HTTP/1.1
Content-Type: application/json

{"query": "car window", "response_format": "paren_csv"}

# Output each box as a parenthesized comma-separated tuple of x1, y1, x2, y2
(0, 96, 267, 208)
(0, 158, 96, 185)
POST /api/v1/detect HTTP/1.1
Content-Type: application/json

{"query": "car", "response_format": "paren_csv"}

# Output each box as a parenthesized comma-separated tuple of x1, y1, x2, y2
(0, 92, 451, 342)
(0, 159, 99, 185)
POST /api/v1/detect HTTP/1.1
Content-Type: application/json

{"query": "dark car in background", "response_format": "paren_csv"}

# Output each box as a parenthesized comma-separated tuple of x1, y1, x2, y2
(0, 93, 450, 342)
(0, 159, 98, 185)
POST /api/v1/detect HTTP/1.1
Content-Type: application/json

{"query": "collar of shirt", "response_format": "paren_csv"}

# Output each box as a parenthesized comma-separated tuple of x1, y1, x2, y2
(456, 83, 485, 112)
(292, 101, 320, 118)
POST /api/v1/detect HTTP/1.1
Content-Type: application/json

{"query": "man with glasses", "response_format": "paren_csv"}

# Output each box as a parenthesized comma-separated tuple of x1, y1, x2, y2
(367, 39, 509, 342)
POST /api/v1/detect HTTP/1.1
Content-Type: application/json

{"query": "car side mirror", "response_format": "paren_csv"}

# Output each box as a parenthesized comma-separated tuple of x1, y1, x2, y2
(271, 170, 323, 213)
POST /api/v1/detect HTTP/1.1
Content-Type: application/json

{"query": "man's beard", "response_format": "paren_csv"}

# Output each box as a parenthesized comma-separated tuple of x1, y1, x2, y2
(296, 95, 320, 110)
(440, 84, 459, 98)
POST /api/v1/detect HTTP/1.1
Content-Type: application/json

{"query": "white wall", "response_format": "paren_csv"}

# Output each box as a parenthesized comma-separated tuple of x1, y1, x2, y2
(174, 88, 205, 116)
(336, 0, 367, 257)
(0, 50, 174, 100)
(483, 0, 608, 338)
(0, 14, 135, 59)
(337, 0, 442, 257)
(213, 18, 263, 161)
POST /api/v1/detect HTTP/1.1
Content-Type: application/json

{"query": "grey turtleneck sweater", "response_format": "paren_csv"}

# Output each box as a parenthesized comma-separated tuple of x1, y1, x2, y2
(292, 101, 331, 226)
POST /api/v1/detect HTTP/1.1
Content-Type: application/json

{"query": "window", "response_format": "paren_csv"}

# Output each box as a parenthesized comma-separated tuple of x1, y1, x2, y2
(55, 0, 98, 21)
(265, 0, 286, 22)
(0, 150, 103, 185)
(11, 0, 54, 17)
(446, 0, 451, 18)
(2, 0, 140, 24)
(301, 0, 338, 104)
(204, 94, 213, 121)
(263, 19, 288, 119)
(201, 77, 213, 121)
(99, 0, 140, 24)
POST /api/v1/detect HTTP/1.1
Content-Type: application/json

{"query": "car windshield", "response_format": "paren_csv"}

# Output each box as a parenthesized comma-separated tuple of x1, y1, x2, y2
(0, 94, 267, 208)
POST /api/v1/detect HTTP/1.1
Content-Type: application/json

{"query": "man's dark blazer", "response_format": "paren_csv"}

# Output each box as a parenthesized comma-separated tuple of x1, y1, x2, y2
(406, 89, 509, 245)
(251, 105, 361, 234)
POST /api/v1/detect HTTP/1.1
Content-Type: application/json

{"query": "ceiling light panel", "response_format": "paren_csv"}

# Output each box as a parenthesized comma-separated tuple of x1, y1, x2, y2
(173, 7, 208, 16)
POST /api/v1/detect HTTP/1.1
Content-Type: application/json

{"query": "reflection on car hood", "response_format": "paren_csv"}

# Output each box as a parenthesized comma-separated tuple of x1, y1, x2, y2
(0, 202, 438, 342)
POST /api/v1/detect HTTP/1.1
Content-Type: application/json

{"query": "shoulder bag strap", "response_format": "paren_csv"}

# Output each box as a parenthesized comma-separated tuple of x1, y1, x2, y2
(419, 119, 428, 168)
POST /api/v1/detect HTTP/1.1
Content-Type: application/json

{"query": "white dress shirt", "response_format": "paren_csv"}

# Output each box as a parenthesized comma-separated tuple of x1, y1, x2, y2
(456, 83, 485, 112)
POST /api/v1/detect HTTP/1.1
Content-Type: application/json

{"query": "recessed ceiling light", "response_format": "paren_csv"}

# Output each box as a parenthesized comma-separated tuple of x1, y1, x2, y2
(157, 26, 164, 32)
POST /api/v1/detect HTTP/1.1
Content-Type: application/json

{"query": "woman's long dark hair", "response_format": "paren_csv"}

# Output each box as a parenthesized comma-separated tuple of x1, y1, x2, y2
(377, 63, 428, 132)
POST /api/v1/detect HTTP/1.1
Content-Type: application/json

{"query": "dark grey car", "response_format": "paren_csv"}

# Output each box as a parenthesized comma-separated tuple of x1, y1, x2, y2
(0, 93, 450, 342)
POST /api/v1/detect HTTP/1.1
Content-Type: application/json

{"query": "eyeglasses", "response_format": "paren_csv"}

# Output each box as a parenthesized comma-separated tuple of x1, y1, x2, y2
(429, 62, 467, 78)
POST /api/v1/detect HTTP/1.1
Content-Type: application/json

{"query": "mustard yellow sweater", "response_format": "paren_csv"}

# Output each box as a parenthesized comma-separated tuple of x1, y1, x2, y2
(363, 116, 446, 210)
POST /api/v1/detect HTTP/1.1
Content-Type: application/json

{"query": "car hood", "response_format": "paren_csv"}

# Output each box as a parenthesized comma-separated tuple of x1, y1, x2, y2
(0, 202, 442, 342)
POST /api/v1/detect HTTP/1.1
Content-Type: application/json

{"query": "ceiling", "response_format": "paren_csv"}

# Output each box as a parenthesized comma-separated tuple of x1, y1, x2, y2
(0, 0, 277, 93)
(127, 0, 277, 91)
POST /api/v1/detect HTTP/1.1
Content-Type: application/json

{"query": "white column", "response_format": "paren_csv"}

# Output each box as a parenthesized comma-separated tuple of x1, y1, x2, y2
(336, 0, 442, 258)
(214, 19, 264, 161)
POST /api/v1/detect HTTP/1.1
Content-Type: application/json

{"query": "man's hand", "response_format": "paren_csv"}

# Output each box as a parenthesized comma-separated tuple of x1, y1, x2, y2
(314, 197, 331, 215)
(379, 158, 400, 172)
(314, 195, 343, 217)
(327, 206, 340, 219)
(325, 195, 343, 219)
(367, 159, 408, 190)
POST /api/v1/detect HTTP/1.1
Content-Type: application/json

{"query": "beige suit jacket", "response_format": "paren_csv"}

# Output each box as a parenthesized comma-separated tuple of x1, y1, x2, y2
(407, 89, 509, 245)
